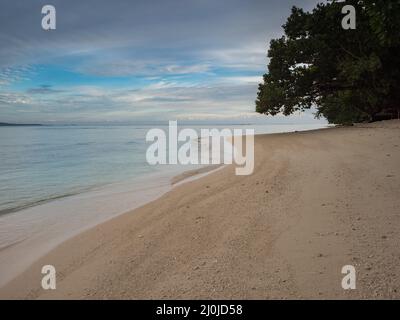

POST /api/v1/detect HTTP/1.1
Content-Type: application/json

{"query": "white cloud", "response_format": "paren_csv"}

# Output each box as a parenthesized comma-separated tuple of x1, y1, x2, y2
(0, 65, 35, 87)
(218, 76, 263, 85)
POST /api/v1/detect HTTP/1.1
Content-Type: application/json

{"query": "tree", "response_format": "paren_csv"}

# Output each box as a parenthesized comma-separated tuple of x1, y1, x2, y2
(256, 0, 400, 124)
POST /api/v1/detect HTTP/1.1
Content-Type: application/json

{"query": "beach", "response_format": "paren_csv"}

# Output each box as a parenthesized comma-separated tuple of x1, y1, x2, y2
(1, 120, 400, 299)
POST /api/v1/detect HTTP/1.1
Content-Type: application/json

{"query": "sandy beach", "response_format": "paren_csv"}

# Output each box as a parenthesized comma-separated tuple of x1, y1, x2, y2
(1, 120, 400, 299)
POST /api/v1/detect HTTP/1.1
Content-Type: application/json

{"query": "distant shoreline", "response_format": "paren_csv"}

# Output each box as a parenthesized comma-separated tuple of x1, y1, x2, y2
(0, 122, 42, 127)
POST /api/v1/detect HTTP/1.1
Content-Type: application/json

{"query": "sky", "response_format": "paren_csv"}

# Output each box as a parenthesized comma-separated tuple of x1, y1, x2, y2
(0, 0, 325, 124)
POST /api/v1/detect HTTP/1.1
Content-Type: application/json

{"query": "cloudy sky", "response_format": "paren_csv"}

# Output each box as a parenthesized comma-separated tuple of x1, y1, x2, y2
(0, 0, 324, 124)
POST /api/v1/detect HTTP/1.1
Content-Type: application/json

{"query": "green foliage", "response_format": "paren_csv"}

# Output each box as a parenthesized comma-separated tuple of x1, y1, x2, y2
(256, 0, 400, 124)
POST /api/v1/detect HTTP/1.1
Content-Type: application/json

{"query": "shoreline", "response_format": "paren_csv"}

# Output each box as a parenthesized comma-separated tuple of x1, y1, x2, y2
(0, 162, 222, 289)
(2, 121, 399, 299)
(0, 124, 327, 288)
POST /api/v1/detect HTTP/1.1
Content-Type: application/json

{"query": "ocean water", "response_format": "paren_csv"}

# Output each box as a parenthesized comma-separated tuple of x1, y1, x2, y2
(0, 123, 327, 215)
(0, 122, 327, 286)
(0, 125, 159, 215)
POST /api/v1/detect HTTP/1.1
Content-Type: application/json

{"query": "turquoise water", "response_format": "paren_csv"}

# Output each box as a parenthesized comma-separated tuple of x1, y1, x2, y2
(0, 123, 328, 216)
(0, 125, 155, 215)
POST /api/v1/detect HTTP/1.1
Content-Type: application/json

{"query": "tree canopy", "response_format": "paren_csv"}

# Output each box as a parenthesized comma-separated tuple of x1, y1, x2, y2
(256, 0, 400, 124)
